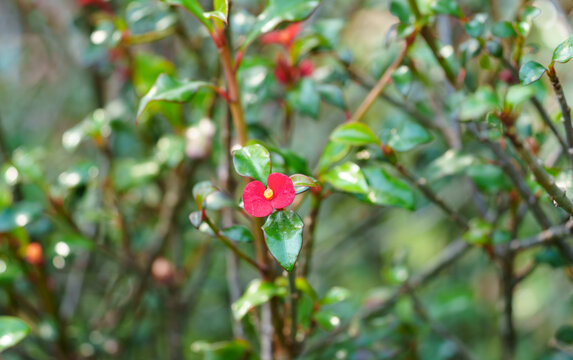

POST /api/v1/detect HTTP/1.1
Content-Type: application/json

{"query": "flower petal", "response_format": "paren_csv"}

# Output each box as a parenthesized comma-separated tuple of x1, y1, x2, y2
(267, 173, 295, 209)
(243, 181, 273, 217)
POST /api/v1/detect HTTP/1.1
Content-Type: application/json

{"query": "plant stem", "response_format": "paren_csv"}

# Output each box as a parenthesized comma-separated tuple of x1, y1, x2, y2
(547, 64, 573, 171)
(393, 162, 469, 230)
(502, 120, 573, 215)
(348, 39, 413, 123)
(288, 270, 299, 356)
(204, 216, 263, 271)
(299, 192, 322, 277)
(499, 250, 516, 360)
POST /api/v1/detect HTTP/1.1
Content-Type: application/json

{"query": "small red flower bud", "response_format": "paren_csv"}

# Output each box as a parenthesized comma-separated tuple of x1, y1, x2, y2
(243, 173, 295, 217)
(26, 242, 43, 266)
(299, 59, 314, 77)
(260, 22, 304, 49)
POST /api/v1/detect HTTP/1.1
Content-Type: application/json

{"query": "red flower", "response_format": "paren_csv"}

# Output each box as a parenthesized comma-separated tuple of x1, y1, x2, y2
(260, 22, 304, 49)
(242, 173, 295, 217)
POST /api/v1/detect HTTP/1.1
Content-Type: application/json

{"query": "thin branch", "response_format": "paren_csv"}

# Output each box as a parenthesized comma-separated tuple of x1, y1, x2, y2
(348, 39, 414, 123)
(547, 65, 573, 170)
(505, 218, 573, 253)
(499, 249, 516, 360)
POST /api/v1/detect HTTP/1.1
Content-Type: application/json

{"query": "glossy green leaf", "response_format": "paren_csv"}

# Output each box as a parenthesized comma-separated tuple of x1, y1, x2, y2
(390, 0, 411, 23)
(203, 0, 228, 23)
(290, 174, 319, 194)
(0, 202, 43, 233)
(431, 0, 463, 18)
(485, 40, 503, 58)
(189, 211, 203, 229)
(464, 13, 487, 38)
(330, 123, 380, 146)
(556, 325, 573, 344)
(162, 0, 213, 31)
(317, 142, 350, 174)
(426, 150, 475, 181)
(391, 65, 413, 95)
(242, 0, 321, 50)
(321, 286, 350, 305)
(314, 310, 341, 330)
(0, 258, 23, 285)
(323, 162, 369, 194)
(191, 339, 255, 360)
(492, 21, 517, 38)
(379, 119, 432, 152)
(535, 248, 566, 268)
(522, 6, 541, 23)
(286, 78, 321, 119)
(192, 181, 217, 210)
(519, 61, 546, 85)
(317, 84, 347, 110)
(232, 279, 286, 320)
(362, 166, 414, 209)
(232, 144, 272, 184)
(463, 218, 491, 245)
(553, 36, 573, 63)
(262, 210, 304, 272)
(0, 317, 30, 352)
(137, 74, 212, 121)
(58, 162, 98, 188)
(467, 164, 512, 193)
(506, 84, 536, 106)
(222, 225, 254, 243)
(459, 86, 500, 120)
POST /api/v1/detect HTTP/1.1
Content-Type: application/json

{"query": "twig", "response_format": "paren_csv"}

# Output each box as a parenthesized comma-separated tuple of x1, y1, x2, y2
(502, 120, 573, 215)
(499, 249, 516, 360)
(393, 163, 469, 230)
(547, 64, 573, 170)
(300, 239, 471, 356)
(348, 39, 414, 123)
(504, 218, 573, 253)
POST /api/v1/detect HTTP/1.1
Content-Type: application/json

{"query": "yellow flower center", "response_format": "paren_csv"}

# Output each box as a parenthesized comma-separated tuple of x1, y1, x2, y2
(263, 188, 274, 200)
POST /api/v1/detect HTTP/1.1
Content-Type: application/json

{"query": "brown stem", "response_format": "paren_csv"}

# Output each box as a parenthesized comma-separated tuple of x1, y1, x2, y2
(348, 39, 414, 123)
(547, 64, 573, 171)
(499, 250, 516, 360)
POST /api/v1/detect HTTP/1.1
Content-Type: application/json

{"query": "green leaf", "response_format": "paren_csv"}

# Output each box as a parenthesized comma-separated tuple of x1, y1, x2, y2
(0, 317, 30, 352)
(535, 248, 566, 268)
(286, 78, 321, 119)
(317, 142, 350, 174)
(391, 65, 413, 95)
(232, 279, 286, 320)
(192, 181, 218, 210)
(191, 340, 255, 360)
(556, 325, 573, 344)
(317, 84, 347, 110)
(506, 84, 536, 106)
(330, 123, 380, 146)
(485, 40, 503, 58)
(379, 119, 432, 152)
(112, 159, 160, 192)
(189, 211, 203, 228)
(553, 36, 573, 63)
(522, 6, 541, 23)
(203, 0, 228, 23)
(290, 174, 319, 194)
(459, 86, 500, 120)
(467, 164, 512, 193)
(162, 0, 213, 31)
(0, 202, 43, 233)
(314, 310, 341, 330)
(321, 286, 350, 305)
(262, 210, 304, 272)
(362, 166, 415, 209)
(154, 135, 186, 168)
(390, 0, 411, 23)
(491, 21, 517, 38)
(222, 225, 254, 243)
(426, 150, 476, 181)
(464, 13, 487, 38)
(232, 144, 272, 184)
(323, 162, 369, 194)
(463, 218, 491, 245)
(431, 0, 463, 18)
(519, 61, 546, 85)
(137, 74, 212, 121)
(242, 0, 322, 50)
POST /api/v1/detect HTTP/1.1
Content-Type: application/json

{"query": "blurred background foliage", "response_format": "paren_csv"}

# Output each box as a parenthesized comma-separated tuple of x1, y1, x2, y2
(2, 0, 573, 359)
